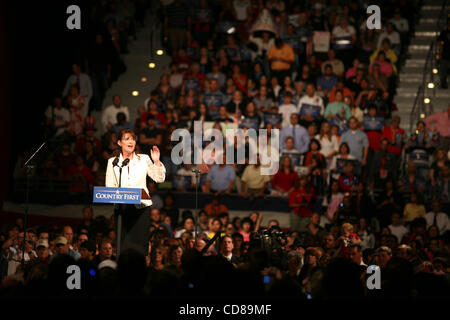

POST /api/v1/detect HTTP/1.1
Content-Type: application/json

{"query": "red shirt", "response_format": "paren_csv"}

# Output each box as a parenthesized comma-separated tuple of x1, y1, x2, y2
(366, 130, 382, 151)
(66, 165, 94, 193)
(382, 126, 405, 156)
(289, 187, 316, 217)
(173, 56, 193, 73)
(338, 173, 357, 193)
(272, 170, 298, 192)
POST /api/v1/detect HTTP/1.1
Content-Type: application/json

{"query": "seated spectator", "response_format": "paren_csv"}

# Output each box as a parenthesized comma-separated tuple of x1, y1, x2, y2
(174, 217, 196, 238)
(322, 49, 345, 78)
(204, 194, 229, 217)
(370, 38, 398, 73)
(388, 212, 409, 244)
(424, 198, 449, 236)
(271, 155, 298, 197)
(382, 115, 405, 163)
(376, 22, 401, 55)
(403, 192, 426, 223)
(253, 85, 274, 113)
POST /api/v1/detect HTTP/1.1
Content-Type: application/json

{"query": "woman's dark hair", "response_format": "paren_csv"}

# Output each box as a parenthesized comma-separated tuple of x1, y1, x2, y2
(241, 217, 254, 231)
(118, 129, 136, 141)
(309, 138, 322, 151)
(339, 142, 350, 154)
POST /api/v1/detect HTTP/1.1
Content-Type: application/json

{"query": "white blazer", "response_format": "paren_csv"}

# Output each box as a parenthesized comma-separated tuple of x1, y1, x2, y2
(105, 153, 166, 208)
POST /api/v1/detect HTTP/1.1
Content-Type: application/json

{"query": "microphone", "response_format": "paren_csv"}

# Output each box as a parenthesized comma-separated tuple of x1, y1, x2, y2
(122, 158, 130, 167)
(112, 157, 119, 167)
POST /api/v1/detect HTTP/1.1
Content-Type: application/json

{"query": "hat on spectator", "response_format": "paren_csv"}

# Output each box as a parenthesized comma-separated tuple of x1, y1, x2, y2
(85, 116, 97, 131)
(98, 259, 117, 270)
(55, 236, 68, 246)
(36, 239, 49, 249)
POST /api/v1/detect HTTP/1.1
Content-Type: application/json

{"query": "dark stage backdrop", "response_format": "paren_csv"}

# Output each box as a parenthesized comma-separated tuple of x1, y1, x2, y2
(4, 0, 92, 203)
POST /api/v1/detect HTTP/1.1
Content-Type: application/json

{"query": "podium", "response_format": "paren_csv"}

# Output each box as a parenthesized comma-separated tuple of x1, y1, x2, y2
(93, 187, 150, 255)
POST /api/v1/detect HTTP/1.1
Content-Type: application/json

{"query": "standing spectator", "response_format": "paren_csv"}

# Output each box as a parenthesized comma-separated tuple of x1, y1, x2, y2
(368, 138, 398, 189)
(331, 16, 356, 68)
(316, 121, 339, 168)
(267, 37, 295, 83)
(340, 117, 369, 166)
(280, 113, 310, 153)
(321, 49, 345, 78)
(424, 105, 450, 151)
(164, 0, 191, 54)
(297, 83, 324, 127)
(316, 64, 338, 95)
(278, 92, 297, 127)
(62, 63, 93, 118)
(289, 175, 316, 231)
(44, 97, 70, 138)
(240, 156, 270, 197)
(205, 154, 236, 194)
(382, 115, 405, 165)
(271, 156, 298, 197)
(101, 95, 130, 132)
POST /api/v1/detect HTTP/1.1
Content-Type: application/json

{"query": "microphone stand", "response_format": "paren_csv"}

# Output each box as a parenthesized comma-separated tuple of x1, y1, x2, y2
(22, 141, 46, 268)
(116, 166, 123, 257)
(192, 167, 201, 243)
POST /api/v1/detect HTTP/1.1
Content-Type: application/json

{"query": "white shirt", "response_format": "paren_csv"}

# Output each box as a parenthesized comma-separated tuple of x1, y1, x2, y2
(62, 73, 93, 99)
(388, 224, 409, 243)
(315, 134, 339, 158)
(297, 94, 324, 115)
(279, 103, 298, 127)
(45, 106, 70, 136)
(105, 153, 166, 208)
(101, 105, 130, 131)
(377, 31, 401, 48)
(425, 211, 450, 235)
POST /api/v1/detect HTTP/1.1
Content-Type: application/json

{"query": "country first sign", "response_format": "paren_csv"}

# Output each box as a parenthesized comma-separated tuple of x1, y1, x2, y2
(93, 187, 142, 204)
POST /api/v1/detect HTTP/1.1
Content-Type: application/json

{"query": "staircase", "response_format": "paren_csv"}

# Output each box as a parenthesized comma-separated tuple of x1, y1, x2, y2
(394, 0, 450, 130)
(92, 5, 171, 138)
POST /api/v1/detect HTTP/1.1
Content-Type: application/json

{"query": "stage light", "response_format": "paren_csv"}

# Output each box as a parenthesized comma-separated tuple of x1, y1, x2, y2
(132, 90, 139, 96)
(227, 27, 236, 34)
(427, 82, 434, 89)
(156, 49, 164, 55)
(148, 62, 156, 69)
(432, 68, 438, 74)
(424, 98, 430, 104)
(141, 77, 148, 83)
(420, 113, 425, 119)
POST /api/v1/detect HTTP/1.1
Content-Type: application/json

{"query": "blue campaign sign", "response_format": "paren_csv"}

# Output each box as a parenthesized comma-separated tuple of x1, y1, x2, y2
(299, 103, 321, 118)
(336, 158, 360, 175)
(281, 152, 304, 167)
(93, 187, 142, 204)
(264, 113, 282, 126)
(362, 116, 384, 131)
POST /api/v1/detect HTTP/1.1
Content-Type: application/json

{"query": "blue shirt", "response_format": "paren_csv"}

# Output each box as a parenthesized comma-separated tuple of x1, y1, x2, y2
(202, 90, 224, 108)
(280, 124, 310, 153)
(316, 75, 338, 91)
(206, 165, 236, 191)
(340, 129, 369, 162)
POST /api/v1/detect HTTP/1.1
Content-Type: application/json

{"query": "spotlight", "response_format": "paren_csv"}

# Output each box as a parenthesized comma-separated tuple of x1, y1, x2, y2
(420, 113, 425, 119)
(424, 98, 430, 104)
(148, 62, 156, 69)
(432, 68, 438, 74)
(132, 90, 139, 96)
(156, 49, 164, 55)
(427, 82, 434, 89)
(141, 77, 148, 83)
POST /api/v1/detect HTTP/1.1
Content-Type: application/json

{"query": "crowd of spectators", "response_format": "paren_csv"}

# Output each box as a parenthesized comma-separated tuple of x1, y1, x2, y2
(4, 0, 450, 299)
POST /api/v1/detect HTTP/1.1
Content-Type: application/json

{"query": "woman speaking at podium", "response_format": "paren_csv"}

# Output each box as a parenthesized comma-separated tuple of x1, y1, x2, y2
(105, 129, 166, 256)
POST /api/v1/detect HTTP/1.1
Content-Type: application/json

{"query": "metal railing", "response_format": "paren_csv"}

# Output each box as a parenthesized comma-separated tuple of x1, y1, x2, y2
(410, 0, 448, 131)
